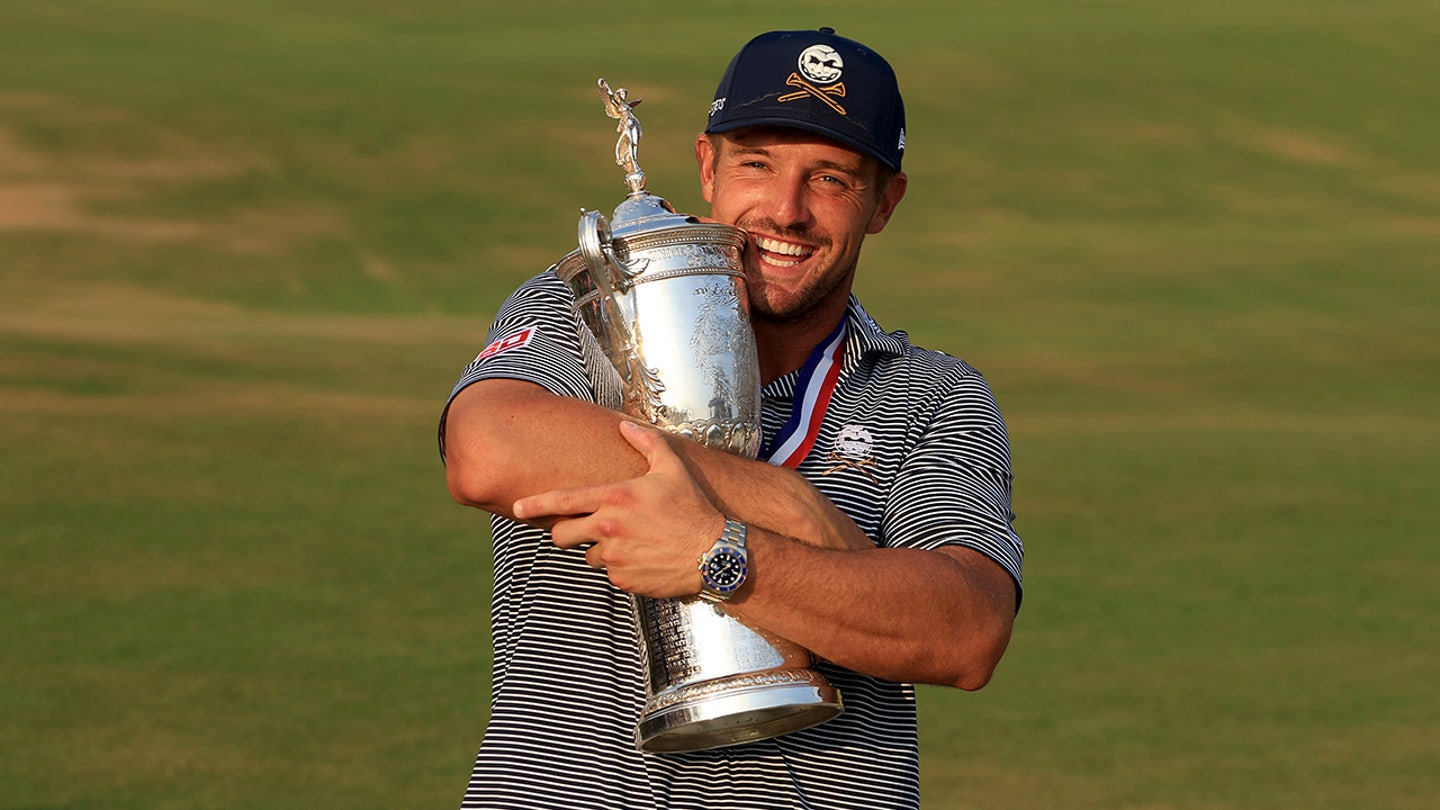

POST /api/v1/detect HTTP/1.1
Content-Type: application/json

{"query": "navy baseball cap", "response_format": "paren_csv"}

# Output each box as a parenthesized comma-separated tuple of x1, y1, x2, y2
(705, 28, 906, 171)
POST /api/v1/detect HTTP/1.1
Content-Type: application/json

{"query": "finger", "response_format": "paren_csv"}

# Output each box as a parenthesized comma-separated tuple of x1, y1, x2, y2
(513, 484, 601, 522)
(584, 544, 605, 570)
(547, 515, 595, 550)
(619, 421, 684, 475)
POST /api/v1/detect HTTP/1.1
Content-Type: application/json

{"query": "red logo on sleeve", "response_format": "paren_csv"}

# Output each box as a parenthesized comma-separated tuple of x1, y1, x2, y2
(474, 327, 536, 363)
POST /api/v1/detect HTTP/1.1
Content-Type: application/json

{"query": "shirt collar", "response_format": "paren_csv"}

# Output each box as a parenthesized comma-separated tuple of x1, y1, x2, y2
(763, 296, 908, 396)
(843, 295, 909, 363)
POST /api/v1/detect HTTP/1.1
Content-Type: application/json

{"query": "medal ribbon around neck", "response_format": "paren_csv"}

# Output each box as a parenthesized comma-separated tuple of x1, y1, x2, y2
(762, 318, 848, 469)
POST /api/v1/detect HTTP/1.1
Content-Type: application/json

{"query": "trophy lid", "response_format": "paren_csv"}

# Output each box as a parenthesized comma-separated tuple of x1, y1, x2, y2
(610, 187, 690, 236)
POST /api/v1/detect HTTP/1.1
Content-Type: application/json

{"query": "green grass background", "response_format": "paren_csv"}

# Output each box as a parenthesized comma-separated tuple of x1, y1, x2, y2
(2, 1, 1436, 808)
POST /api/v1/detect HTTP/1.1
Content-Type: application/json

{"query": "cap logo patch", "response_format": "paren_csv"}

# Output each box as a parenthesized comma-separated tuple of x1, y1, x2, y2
(781, 45, 848, 116)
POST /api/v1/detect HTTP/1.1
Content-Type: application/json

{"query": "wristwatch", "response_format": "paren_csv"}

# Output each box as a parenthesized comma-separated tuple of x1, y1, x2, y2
(697, 518, 749, 603)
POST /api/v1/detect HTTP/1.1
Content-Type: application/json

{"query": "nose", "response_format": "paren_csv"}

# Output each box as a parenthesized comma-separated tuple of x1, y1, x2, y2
(765, 173, 812, 231)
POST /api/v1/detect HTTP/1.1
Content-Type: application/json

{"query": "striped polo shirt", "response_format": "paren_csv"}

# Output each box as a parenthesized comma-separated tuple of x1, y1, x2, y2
(441, 270, 1024, 810)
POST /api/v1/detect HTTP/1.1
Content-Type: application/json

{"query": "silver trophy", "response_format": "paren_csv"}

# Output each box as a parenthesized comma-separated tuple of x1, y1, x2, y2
(552, 79, 843, 753)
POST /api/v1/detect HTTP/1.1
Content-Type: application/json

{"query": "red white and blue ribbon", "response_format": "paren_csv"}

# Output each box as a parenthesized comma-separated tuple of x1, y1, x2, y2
(762, 318, 847, 469)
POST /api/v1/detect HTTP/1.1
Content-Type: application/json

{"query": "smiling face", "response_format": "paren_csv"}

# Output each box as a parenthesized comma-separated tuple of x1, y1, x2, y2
(696, 128, 907, 333)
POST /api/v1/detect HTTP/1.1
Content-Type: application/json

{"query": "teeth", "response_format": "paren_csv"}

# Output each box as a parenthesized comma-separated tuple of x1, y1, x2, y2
(755, 236, 811, 262)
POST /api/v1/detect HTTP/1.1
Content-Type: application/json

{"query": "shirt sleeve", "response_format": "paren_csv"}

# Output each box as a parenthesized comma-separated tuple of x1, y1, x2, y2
(880, 364, 1025, 606)
(437, 270, 620, 462)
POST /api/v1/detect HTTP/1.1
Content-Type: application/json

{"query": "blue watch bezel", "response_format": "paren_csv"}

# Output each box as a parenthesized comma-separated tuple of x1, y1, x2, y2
(698, 519, 748, 602)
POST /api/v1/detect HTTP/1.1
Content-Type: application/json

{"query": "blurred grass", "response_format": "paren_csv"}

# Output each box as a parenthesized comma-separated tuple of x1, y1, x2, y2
(0, 290, 490, 808)
(2, 1, 1437, 808)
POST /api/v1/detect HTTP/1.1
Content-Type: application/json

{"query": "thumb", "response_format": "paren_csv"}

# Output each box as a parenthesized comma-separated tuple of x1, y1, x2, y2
(619, 420, 680, 474)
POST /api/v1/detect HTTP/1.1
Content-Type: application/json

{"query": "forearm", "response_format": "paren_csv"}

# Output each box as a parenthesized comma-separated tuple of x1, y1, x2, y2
(674, 438, 873, 552)
(445, 379, 867, 549)
(444, 379, 648, 519)
(726, 533, 1016, 689)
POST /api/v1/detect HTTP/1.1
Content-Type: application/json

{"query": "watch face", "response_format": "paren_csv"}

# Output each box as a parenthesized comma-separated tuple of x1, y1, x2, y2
(704, 549, 747, 593)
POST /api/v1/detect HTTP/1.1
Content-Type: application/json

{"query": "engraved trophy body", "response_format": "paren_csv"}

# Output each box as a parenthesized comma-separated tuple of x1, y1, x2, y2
(552, 80, 843, 753)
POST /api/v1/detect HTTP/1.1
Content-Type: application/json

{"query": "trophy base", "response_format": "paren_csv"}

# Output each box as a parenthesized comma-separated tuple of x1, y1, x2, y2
(636, 670, 843, 753)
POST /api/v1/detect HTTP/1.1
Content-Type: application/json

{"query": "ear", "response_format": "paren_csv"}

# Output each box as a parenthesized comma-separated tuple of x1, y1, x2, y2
(695, 134, 717, 204)
(865, 171, 907, 235)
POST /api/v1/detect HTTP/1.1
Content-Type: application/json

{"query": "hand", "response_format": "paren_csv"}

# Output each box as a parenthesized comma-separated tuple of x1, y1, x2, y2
(513, 421, 726, 598)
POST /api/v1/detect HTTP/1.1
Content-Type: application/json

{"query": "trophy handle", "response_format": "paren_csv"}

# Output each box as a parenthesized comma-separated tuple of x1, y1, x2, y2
(580, 208, 650, 297)
(579, 209, 621, 295)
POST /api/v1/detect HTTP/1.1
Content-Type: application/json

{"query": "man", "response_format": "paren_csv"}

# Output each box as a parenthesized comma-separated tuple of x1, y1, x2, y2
(440, 28, 1023, 809)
